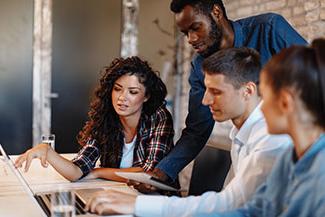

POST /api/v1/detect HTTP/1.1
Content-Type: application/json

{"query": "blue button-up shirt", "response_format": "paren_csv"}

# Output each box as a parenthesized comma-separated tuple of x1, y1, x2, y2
(221, 134, 325, 217)
(156, 13, 307, 180)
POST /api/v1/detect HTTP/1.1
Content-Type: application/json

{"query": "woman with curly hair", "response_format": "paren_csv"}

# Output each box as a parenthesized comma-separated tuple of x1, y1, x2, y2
(15, 56, 174, 182)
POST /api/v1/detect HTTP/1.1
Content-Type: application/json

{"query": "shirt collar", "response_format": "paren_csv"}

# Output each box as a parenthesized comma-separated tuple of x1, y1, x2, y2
(293, 134, 325, 172)
(229, 102, 263, 146)
(231, 20, 244, 48)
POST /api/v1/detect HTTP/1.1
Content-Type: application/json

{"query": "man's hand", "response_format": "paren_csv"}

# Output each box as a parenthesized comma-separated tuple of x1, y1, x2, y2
(127, 180, 158, 193)
(85, 189, 137, 215)
(128, 168, 169, 194)
(151, 167, 169, 181)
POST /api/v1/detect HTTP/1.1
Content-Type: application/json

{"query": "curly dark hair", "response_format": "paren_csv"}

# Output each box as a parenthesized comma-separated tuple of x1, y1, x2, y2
(77, 56, 167, 167)
(170, 0, 228, 20)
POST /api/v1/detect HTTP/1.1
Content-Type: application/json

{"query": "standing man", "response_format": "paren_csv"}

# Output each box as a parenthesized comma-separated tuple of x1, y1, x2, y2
(153, 0, 306, 183)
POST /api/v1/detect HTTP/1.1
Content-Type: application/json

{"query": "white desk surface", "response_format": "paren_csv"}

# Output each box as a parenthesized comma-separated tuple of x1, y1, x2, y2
(0, 154, 134, 217)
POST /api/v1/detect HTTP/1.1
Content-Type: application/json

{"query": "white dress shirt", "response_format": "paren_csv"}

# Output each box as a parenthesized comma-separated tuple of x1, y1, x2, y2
(134, 103, 291, 217)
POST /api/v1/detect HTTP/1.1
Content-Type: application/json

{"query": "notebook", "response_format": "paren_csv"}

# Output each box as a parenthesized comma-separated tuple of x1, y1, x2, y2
(0, 144, 132, 217)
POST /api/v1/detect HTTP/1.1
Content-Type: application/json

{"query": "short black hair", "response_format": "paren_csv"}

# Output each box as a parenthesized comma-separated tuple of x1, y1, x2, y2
(202, 47, 261, 89)
(170, 0, 228, 20)
(263, 38, 325, 128)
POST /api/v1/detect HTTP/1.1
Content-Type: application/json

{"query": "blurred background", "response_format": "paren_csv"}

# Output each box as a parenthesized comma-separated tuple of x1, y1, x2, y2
(0, 0, 175, 154)
(1, 0, 324, 195)
(0, 0, 324, 154)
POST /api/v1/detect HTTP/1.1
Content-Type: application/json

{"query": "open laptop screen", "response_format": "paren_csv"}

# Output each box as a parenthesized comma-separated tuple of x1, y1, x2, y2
(0, 144, 87, 216)
(0, 144, 133, 217)
(0, 144, 48, 216)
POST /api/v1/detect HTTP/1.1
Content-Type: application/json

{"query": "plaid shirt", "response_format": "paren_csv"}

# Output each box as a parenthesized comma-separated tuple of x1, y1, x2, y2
(72, 105, 174, 177)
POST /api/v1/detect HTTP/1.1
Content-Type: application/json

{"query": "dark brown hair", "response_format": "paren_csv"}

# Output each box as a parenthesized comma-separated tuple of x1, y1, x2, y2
(263, 38, 325, 128)
(202, 47, 261, 89)
(77, 56, 167, 167)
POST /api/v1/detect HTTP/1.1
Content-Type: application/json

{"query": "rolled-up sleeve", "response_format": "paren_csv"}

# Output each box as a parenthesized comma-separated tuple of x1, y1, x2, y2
(72, 140, 100, 177)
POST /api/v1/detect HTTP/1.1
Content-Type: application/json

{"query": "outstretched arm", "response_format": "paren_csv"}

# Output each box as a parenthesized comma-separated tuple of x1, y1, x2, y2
(15, 144, 83, 181)
(84, 166, 143, 182)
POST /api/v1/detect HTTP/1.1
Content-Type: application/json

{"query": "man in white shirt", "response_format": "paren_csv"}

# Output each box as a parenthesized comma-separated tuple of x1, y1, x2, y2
(85, 47, 290, 216)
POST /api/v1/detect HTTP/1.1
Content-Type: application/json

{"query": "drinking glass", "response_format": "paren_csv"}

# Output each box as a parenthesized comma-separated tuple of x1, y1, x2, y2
(51, 190, 75, 217)
(41, 134, 55, 150)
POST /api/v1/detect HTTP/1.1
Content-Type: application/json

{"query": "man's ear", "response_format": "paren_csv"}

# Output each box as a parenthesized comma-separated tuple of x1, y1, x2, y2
(243, 82, 257, 100)
(210, 4, 223, 21)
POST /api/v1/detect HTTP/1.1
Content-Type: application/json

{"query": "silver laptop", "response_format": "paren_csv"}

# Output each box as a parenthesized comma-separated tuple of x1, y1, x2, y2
(0, 144, 106, 217)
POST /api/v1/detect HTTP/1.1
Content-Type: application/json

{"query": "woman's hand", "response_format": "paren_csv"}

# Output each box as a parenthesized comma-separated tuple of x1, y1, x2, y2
(14, 143, 51, 172)
(15, 144, 83, 181)
(84, 167, 142, 182)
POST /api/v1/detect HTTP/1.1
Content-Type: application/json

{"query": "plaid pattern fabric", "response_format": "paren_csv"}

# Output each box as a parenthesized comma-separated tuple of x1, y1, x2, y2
(72, 105, 174, 176)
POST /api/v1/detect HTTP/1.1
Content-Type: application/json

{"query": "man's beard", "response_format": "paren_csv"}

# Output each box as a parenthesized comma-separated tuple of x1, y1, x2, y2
(200, 16, 223, 58)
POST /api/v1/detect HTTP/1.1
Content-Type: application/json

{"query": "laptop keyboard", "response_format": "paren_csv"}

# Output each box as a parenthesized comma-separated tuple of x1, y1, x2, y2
(35, 193, 86, 217)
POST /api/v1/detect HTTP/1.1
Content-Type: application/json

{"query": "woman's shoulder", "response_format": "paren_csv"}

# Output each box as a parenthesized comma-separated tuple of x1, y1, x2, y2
(147, 104, 173, 122)
(310, 148, 325, 173)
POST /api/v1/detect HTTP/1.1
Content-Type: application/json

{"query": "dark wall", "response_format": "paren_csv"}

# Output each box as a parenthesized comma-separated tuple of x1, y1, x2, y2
(51, 0, 121, 153)
(0, 0, 33, 154)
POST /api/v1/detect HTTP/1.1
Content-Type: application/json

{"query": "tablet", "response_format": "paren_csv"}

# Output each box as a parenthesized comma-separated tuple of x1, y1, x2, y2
(115, 172, 179, 191)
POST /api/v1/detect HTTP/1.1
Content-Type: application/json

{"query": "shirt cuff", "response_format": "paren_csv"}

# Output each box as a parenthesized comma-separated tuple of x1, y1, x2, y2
(71, 160, 89, 179)
(135, 195, 167, 217)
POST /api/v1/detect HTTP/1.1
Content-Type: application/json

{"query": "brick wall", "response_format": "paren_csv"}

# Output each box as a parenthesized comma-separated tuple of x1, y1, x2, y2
(224, 0, 325, 42)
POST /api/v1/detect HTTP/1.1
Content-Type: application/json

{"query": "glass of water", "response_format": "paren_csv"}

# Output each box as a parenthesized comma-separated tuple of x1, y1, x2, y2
(51, 190, 75, 217)
(41, 134, 55, 150)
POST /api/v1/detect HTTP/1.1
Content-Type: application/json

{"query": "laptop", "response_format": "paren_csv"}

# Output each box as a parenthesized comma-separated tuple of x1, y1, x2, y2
(0, 144, 131, 217)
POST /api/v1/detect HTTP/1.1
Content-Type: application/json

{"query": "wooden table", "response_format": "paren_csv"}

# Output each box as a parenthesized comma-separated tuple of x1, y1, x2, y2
(0, 154, 134, 217)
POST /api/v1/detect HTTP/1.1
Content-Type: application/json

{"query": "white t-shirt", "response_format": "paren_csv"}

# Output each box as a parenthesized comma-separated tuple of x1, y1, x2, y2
(120, 136, 137, 168)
